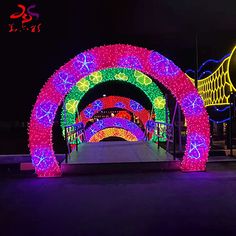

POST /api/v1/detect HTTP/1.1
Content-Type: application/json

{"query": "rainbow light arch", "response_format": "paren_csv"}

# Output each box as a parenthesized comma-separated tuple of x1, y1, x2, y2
(29, 44, 210, 177)
(61, 68, 167, 132)
(85, 117, 145, 142)
(75, 96, 149, 127)
(90, 128, 138, 142)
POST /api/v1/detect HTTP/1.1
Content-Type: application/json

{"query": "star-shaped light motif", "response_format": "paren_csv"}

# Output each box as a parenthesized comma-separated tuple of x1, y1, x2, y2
(36, 102, 57, 127)
(74, 53, 96, 75)
(130, 100, 143, 112)
(32, 148, 54, 171)
(188, 134, 207, 159)
(53, 72, 76, 95)
(84, 108, 94, 119)
(97, 120, 105, 128)
(89, 127, 97, 135)
(182, 93, 204, 116)
(93, 100, 103, 110)
(115, 102, 125, 109)
(114, 122, 122, 128)
(150, 52, 180, 77)
(118, 56, 142, 70)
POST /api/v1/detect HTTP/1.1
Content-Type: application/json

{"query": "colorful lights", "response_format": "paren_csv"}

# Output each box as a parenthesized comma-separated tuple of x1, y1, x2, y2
(89, 128, 138, 142)
(154, 96, 166, 109)
(76, 78, 90, 92)
(181, 93, 204, 116)
(134, 70, 152, 85)
(66, 99, 78, 114)
(78, 96, 150, 128)
(188, 134, 207, 159)
(114, 72, 128, 81)
(118, 56, 142, 70)
(36, 101, 57, 127)
(61, 68, 167, 133)
(92, 100, 103, 110)
(186, 47, 236, 107)
(150, 51, 180, 77)
(85, 117, 145, 142)
(53, 71, 76, 95)
(130, 100, 143, 112)
(29, 44, 210, 177)
(73, 52, 97, 75)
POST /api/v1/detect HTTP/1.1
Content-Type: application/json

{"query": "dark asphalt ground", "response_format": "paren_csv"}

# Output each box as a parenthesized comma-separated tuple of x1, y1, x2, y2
(1, 167, 236, 236)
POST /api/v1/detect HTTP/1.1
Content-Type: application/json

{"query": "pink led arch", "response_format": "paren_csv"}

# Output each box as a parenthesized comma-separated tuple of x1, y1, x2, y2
(29, 44, 210, 177)
(80, 96, 150, 126)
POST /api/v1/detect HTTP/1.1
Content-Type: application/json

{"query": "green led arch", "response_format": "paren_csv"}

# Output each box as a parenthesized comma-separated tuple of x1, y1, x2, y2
(61, 68, 168, 131)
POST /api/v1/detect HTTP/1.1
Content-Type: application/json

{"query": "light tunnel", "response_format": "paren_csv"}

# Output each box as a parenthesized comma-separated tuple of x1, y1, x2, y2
(85, 117, 145, 142)
(76, 96, 149, 128)
(61, 68, 167, 133)
(89, 128, 138, 142)
(29, 44, 210, 177)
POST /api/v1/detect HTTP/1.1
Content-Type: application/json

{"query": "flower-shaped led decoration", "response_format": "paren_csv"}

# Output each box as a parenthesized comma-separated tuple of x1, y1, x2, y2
(146, 120, 156, 132)
(115, 72, 128, 81)
(134, 70, 152, 85)
(130, 100, 143, 112)
(36, 101, 57, 127)
(89, 71, 103, 84)
(32, 148, 55, 171)
(66, 99, 78, 114)
(114, 122, 123, 128)
(154, 96, 166, 109)
(115, 102, 125, 108)
(84, 108, 94, 118)
(93, 100, 103, 110)
(118, 56, 142, 70)
(182, 93, 204, 116)
(97, 120, 105, 129)
(89, 127, 97, 135)
(126, 121, 137, 130)
(76, 78, 90, 92)
(150, 52, 180, 77)
(74, 52, 96, 75)
(188, 134, 207, 159)
(53, 71, 76, 95)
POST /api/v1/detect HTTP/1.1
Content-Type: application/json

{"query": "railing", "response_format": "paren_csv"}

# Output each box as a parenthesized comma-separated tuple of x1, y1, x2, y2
(147, 121, 176, 159)
(64, 122, 85, 163)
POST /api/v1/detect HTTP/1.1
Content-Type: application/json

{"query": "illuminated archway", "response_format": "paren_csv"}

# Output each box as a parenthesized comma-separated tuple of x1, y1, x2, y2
(85, 117, 145, 142)
(61, 68, 167, 131)
(74, 96, 149, 127)
(29, 44, 210, 177)
(90, 128, 138, 142)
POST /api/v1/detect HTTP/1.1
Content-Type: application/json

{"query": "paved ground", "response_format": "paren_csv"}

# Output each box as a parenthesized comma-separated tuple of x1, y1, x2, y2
(68, 141, 173, 164)
(1, 167, 236, 236)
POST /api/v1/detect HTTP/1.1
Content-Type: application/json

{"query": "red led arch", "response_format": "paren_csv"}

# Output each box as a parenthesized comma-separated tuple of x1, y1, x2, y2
(80, 96, 150, 126)
(29, 44, 210, 177)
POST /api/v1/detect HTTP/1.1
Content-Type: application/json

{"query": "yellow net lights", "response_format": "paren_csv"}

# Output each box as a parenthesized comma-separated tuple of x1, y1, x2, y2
(187, 46, 236, 107)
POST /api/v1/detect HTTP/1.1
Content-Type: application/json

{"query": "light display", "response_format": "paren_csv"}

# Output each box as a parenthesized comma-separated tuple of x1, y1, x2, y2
(79, 96, 149, 126)
(181, 92, 204, 117)
(29, 44, 210, 177)
(85, 117, 145, 142)
(89, 128, 138, 142)
(36, 101, 57, 127)
(186, 46, 236, 107)
(61, 68, 167, 132)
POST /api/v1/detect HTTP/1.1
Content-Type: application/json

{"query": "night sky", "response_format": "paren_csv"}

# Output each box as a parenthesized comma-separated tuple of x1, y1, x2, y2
(1, 0, 236, 122)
